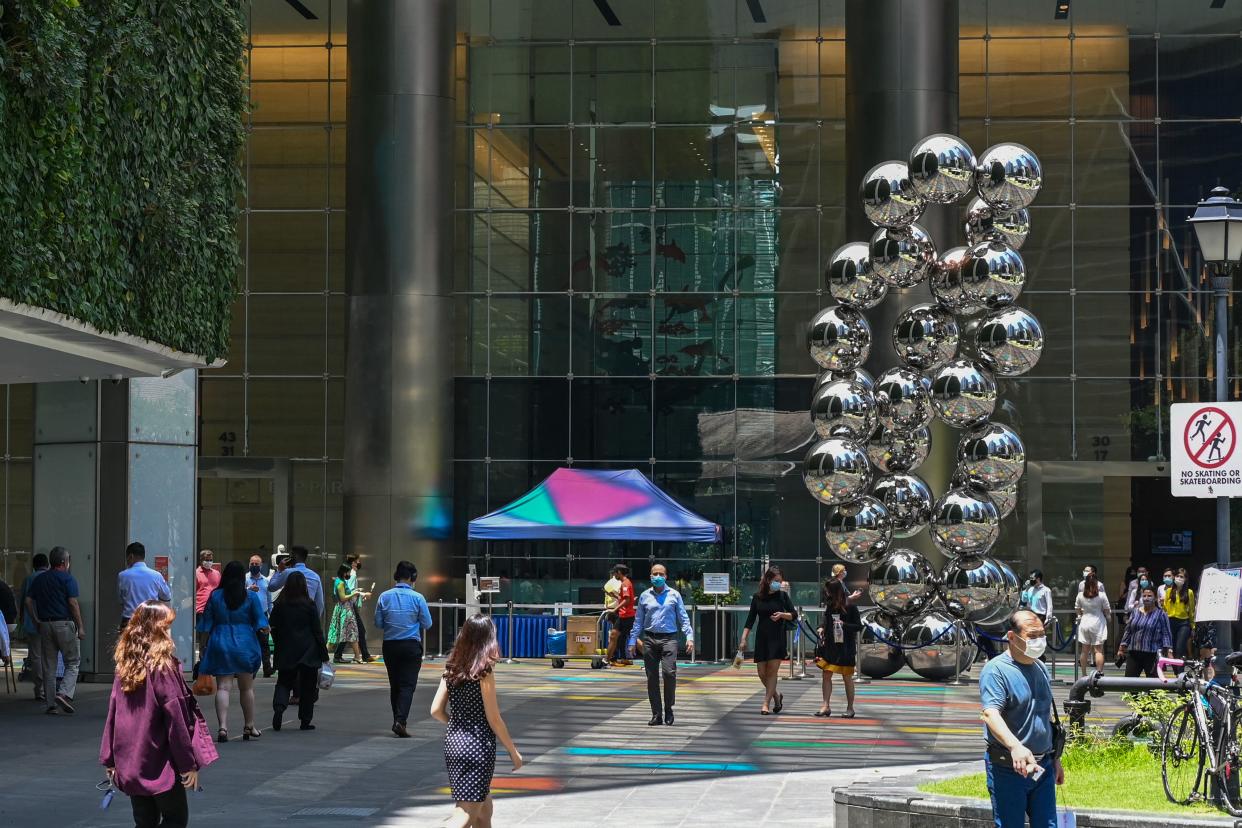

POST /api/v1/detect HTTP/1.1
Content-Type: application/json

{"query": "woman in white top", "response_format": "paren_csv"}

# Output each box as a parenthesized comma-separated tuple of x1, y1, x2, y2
(1075, 572, 1111, 673)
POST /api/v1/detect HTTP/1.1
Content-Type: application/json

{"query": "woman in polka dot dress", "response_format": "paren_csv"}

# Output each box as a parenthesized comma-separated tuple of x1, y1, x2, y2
(431, 614, 523, 828)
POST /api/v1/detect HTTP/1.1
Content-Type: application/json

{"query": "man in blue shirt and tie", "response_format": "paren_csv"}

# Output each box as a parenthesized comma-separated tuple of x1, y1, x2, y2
(115, 542, 171, 628)
(627, 563, 694, 726)
(267, 545, 324, 618)
(247, 553, 274, 677)
(375, 560, 433, 738)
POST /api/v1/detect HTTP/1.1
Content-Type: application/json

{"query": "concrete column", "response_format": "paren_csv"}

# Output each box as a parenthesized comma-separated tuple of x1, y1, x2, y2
(343, 1, 456, 602)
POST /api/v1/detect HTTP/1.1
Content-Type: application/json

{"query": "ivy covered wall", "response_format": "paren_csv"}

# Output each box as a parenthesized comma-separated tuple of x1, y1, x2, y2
(0, 0, 245, 361)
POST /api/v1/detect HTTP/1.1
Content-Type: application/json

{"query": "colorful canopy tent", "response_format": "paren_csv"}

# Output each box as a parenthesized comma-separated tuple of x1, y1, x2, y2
(468, 468, 721, 543)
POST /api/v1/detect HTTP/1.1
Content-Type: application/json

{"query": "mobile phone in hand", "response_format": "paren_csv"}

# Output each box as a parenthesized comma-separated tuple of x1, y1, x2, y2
(1030, 763, 1046, 782)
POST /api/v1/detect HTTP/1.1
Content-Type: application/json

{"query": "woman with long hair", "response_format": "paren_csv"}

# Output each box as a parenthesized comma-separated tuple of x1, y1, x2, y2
(101, 601, 217, 827)
(1163, 567, 1196, 659)
(328, 562, 369, 664)
(1075, 572, 1111, 673)
(815, 578, 862, 718)
(197, 559, 269, 742)
(430, 615, 523, 828)
(737, 565, 798, 715)
(269, 571, 328, 731)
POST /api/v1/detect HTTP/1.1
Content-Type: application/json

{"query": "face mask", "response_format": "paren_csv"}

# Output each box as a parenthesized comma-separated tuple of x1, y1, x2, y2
(1142, 596, 1155, 608)
(1163, 577, 1173, 586)
(250, 564, 261, 576)
(1175, 577, 1186, 586)
(771, 580, 782, 592)
(201, 561, 212, 570)
(651, 575, 666, 589)
(1020, 636, 1048, 660)
(1140, 579, 1151, 589)
(1082, 570, 1090, 578)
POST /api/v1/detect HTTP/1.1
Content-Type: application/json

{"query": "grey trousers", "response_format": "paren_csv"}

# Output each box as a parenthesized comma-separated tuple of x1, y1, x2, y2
(38, 620, 80, 702)
(642, 632, 678, 715)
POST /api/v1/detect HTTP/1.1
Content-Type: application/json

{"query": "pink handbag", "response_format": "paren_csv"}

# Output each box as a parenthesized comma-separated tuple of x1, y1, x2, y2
(181, 680, 219, 769)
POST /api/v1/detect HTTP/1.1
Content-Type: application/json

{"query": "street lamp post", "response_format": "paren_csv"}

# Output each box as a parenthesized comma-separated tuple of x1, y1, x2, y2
(1189, 186, 1242, 675)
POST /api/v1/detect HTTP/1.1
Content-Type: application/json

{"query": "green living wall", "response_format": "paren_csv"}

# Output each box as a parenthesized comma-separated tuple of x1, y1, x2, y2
(0, 0, 245, 361)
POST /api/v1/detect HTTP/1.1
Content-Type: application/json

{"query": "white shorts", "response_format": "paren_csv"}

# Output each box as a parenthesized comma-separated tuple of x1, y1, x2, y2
(1077, 617, 1108, 646)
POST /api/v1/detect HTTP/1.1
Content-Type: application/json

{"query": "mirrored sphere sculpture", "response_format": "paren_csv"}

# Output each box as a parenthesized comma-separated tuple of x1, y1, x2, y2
(867, 425, 931, 474)
(957, 422, 1026, 490)
(975, 143, 1043, 213)
(964, 196, 1031, 250)
(962, 241, 1026, 311)
(988, 484, 1019, 519)
(930, 359, 997, 428)
(818, 367, 875, 393)
(875, 367, 934, 431)
(974, 561, 1022, 628)
(868, 548, 936, 614)
(808, 305, 872, 372)
(892, 303, 960, 371)
(824, 496, 893, 564)
(861, 160, 926, 228)
(871, 472, 935, 537)
(858, 608, 905, 679)
(909, 133, 976, 204)
(929, 245, 984, 316)
(974, 306, 1044, 377)
(903, 611, 974, 680)
(929, 487, 1001, 558)
(811, 378, 878, 442)
(941, 556, 1007, 621)
(802, 438, 873, 506)
(826, 241, 889, 309)
(870, 224, 937, 288)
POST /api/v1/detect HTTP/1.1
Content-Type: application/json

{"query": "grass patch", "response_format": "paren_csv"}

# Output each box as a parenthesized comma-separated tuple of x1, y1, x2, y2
(919, 740, 1222, 817)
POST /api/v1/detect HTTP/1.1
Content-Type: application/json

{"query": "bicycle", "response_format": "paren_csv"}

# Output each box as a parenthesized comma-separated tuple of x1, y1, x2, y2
(1160, 653, 1242, 815)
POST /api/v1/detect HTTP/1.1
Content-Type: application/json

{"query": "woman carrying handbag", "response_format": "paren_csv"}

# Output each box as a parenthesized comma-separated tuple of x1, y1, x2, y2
(100, 601, 218, 828)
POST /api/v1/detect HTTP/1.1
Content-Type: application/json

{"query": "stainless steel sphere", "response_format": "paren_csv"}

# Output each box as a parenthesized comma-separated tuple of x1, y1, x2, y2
(975, 142, 1043, 213)
(909, 134, 976, 204)
(817, 367, 875, 393)
(940, 556, 1007, 621)
(974, 560, 1022, 628)
(808, 305, 872, 373)
(824, 496, 893, 564)
(957, 422, 1026, 490)
(875, 367, 934, 431)
(964, 196, 1031, 250)
(962, 241, 1026, 310)
(872, 472, 935, 538)
(868, 548, 936, 615)
(867, 425, 932, 474)
(974, 306, 1044, 377)
(870, 224, 937, 288)
(859, 607, 905, 679)
(802, 438, 873, 506)
(892, 303, 960, 371)
(929, 359, 997, 428)
(929, 245, 985, 316)
(861, 160, 926, 229)
(929, 487, 1001, 559)
(826, 241, 889, 309)
(811, 377, 878, 442)
(903, 611, 974, 680)
(988, 484, 1018, 519)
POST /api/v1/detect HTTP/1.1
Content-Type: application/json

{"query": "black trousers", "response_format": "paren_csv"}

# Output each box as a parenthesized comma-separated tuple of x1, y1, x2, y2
(274, 665, 320, 724)
(257, 631, 272, 675)
(335, 603, 372, 661)
(1125, 650, 1159, 678)
(131, 783, 188, 828)
(383, 638, 424, 725)
(642, 632, 678, 715)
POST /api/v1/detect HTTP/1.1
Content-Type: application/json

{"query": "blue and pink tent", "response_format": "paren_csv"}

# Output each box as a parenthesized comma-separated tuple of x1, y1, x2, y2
(467, 468, 721, 543)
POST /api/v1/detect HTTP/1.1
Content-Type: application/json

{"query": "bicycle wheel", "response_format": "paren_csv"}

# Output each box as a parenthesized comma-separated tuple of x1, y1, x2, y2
(1163, 704, 1205, 805)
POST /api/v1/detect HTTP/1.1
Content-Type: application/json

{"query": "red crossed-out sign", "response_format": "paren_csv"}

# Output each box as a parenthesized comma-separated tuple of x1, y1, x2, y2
(1183, 405, 1237, 469)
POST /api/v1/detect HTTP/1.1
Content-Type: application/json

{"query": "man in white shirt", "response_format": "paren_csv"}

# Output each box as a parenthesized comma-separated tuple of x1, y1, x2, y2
(247, 554, 273, 677)
(1020, 569, 1053, 628)
(603, 565, 623, 664)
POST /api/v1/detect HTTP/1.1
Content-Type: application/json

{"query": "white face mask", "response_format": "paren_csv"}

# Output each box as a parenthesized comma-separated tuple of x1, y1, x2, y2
(1082, 570, 1090, 578)
(1175, 577, 1186, 586)
(1016, 635, 1047, 660)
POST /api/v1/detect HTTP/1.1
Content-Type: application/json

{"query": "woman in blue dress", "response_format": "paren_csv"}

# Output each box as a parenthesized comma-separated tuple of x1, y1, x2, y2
(198, 560, 269, 743)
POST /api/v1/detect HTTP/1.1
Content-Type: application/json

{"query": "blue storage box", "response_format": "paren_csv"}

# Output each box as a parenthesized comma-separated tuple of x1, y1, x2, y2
(545, 628, 566, 656)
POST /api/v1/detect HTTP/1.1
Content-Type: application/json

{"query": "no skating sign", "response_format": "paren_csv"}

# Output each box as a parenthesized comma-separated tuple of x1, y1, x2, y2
(1172, 402, 1242, 498)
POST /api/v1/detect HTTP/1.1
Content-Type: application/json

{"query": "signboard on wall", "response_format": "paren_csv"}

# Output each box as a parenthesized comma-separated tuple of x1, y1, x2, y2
(153, 555, 170, 583)
(1171, 402, 1242, 498)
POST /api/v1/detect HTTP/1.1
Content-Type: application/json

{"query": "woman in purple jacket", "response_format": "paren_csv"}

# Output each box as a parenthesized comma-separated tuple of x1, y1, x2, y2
(101, 601, 217, 827)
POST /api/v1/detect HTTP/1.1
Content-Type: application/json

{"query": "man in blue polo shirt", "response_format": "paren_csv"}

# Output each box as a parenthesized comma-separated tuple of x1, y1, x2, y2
(25, 546, 84, 715)
(268, 545, 324, 617)
(116, 542, 171, 628)
(375, 560, 432, 738)
(626, 563, 694, 726)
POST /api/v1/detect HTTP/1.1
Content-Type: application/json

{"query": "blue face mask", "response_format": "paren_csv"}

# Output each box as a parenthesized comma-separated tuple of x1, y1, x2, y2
(1140, 579, 1152, 589)
(651, 575, 666, 589)
(1163, 577, 1174, 586)
(771, 580, 782, 592)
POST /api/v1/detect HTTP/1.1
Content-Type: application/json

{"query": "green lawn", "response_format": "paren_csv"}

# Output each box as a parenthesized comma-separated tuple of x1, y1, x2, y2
(919, 742, 1223, 817)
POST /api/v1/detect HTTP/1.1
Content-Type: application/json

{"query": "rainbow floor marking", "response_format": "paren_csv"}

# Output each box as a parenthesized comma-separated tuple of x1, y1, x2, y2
(600, 761, 759, 772)
(562, 747, 681, 756)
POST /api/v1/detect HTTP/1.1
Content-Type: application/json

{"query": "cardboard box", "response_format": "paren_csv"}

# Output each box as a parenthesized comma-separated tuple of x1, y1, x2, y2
(566, 615, 598, 656)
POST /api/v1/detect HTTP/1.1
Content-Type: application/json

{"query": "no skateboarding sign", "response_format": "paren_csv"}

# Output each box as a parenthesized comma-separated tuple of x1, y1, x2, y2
(1172, 402, 1242, 497)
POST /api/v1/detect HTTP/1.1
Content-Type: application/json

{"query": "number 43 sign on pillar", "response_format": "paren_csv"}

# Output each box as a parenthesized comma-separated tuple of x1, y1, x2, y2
(1171, 401, 1242, 498)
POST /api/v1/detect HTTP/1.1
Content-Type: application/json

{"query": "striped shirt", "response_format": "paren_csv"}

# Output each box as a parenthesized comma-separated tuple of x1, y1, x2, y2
(1121, 607, 1172, 653)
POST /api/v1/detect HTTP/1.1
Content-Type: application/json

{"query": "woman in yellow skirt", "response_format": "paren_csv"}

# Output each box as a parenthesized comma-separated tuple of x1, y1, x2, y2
(815, 578, 863, 718)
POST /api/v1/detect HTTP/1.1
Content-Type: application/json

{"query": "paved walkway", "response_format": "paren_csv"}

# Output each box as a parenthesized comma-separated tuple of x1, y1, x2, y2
(0, 651, 1128, 827)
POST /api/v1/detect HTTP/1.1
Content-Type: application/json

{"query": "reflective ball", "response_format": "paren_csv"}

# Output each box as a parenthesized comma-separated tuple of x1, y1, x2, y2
(929, 487, 1001, 559)
(962, 241, 1026, 310)
(870, 224, 937, 288)
(867, 425, 932, 474)
(802, 438, 873, 506)
(909, 134, 977, 204)
(940, 556, 1007, 622)
(930, 359, 997, 428)
(868, 548, 936, 615)
(975, 143, 1043, 212)
(957, 422, 1026, 490)
(929, 245, 984, 316)
(861, 160, 926, 228)
(893, 303, 960, 371)
(811, 378, 878, 442)
(859, 607, 905, 679)
(974, 560, 1022, 628)
(964, 196, 1031, 250)
(872, 472, 935, 538)
(818, 367, 875, 393)
(808, 305, 872, 372)
(826, 241, 889, 309)
(988, 485, 1018, 519)
(974, 306, 1044, 377)
(903, 611, 973, 680)
(824, 496, 893, 564)
(875, 367, 934, 431)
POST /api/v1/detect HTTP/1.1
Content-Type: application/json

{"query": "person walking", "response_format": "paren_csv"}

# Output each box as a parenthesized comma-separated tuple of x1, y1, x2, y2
(328, 563, 370, 664)
(626, 563, 694, 726)
(1075, 572, 1111, 674)
(612, 566, 636, 667)
(194, 550, 220, 665)
(430, 614, 523, 828)
(100, 601, 217, 828)
(17, 552, 49, 701)
(198, 560, 269, 742)
(830, 563, 863, 603)
(268, 571, 327, 732)
(1163, 569, 1195, 659)
(246, 554, 274, 678)
(1157, 567, 1175, 604)
(737, 566, 797, 715)
(117, 542, 171, 629)
(375, 560, 433, 738)
(24, 546, 84, 715)
(1118, 585, 1172, 678)
(1020, 569, 1053, 629)
(602, 565, 623, 665)
(980, 609, 1064, 828)
(814, 578, 862, 718)
(267, 545, 324, 618)
(333, 555, 374, 664)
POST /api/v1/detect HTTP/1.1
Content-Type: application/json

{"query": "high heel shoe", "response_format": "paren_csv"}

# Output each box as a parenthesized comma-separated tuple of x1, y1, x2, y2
(217, 729, 228, 743)
(242, 725, 262, 740)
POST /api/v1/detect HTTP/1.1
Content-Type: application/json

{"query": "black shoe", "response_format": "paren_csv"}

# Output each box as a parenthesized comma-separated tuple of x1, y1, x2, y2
(648, 714, 663, 726)
(332, 658, 346, 665)
(393, 722, 410, 738)
(272, 710, 283, 731)
(262, 669, 275, 678)
(299, 722, 315, 731)
(664, 710, 675, 726)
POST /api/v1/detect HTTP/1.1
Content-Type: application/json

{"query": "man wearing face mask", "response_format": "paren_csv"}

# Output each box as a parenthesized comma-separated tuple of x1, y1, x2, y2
(1019, 570, 1053, 630)
(194, 549, 221, 665)
(979, 609, 1064, 827)
(627, 563, 694, 726)
(247, 554, 274, 677)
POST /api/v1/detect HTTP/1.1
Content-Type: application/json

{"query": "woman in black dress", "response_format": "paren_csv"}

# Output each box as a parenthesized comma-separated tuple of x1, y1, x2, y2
(737, 566, 797, 715)
(268, 572, 328, 731)
(815, 578, 863, 718)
